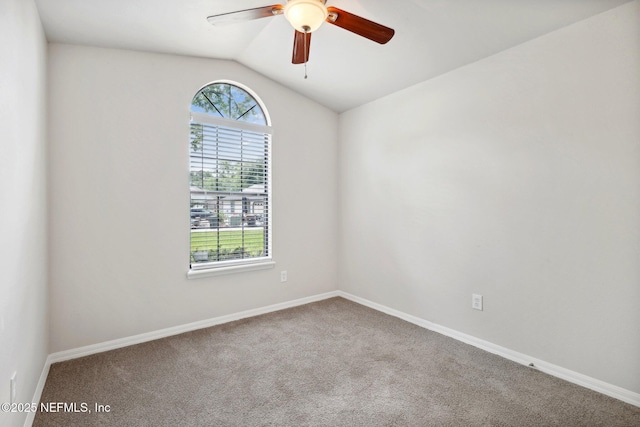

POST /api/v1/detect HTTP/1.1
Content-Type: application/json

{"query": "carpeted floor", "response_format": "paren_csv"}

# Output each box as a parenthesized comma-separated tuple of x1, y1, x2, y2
(34, 297, 640, 426)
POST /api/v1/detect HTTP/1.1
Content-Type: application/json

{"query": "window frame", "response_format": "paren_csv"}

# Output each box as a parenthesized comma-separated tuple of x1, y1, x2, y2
(187, 82, 274, 279)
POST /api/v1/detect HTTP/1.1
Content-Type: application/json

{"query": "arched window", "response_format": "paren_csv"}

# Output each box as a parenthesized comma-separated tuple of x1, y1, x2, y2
(189, 82, 272, 275)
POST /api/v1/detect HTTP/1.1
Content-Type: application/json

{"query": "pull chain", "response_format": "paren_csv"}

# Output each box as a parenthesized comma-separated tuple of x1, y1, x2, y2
(303, 26, 310, 79)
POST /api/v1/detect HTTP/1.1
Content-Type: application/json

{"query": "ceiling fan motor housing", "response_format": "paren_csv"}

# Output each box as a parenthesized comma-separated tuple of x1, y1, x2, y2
(284, 0, 329, 32)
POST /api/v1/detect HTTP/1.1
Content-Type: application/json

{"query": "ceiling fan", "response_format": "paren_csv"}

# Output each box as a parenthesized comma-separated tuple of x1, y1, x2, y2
(207, 0, 395, 69)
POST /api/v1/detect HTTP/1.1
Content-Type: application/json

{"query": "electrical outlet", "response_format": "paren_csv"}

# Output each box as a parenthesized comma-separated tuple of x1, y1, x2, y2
(280, 271, 288, 282)
(10, 372, 17, 404)
(472, 294, 483, 311)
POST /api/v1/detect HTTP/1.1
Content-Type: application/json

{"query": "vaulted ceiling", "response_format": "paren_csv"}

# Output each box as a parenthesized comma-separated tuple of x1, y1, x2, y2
(35, 0, 631, 112)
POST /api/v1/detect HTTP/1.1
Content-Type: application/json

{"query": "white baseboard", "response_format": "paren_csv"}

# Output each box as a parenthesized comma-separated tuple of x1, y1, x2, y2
(336, 291, 640, 408)
(26, 288, 638, 427)
(24, 358, 51, 427)
(48, 291, 341, 364)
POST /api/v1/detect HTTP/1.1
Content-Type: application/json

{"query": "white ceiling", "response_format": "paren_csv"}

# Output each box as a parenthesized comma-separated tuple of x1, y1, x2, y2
(35, 0, 631, 112)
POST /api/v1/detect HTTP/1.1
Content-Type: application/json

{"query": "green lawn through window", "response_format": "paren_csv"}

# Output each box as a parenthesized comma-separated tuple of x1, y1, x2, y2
(190, 229, 265, 257)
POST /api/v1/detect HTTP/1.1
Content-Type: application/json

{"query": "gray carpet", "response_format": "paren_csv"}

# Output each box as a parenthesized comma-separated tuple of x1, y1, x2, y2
(34, 297, 640, 426)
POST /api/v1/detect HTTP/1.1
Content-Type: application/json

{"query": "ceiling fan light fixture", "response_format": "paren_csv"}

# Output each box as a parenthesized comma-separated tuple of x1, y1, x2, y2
(284, 0, 328, 33)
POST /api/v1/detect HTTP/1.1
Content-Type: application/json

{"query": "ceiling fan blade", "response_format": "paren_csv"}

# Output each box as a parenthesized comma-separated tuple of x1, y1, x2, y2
(292, 30, 312, 64)
(207, 5, 284, 26)
(326, 7, 394, 44)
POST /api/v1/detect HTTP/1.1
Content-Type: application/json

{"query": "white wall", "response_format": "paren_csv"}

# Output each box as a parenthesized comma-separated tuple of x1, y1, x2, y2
(47, 44, 338, 352)
(339, 1, 640, 394)
(0, 0, 48, 426)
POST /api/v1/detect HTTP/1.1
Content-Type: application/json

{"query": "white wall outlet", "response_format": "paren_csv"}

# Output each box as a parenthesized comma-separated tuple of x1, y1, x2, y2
(10, 372, 17, 404)
(280, 271, 288, 282)
(472, 294, 483, 311)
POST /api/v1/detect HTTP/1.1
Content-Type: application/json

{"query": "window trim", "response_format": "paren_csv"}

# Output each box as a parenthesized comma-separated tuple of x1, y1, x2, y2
(187, 260, 275, 279)
(190, 112, 272, 134)
(187, 82, 273, 278)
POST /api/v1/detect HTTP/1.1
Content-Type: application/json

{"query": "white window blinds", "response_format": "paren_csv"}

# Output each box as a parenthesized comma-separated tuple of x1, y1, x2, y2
(189, 114, 272, 270)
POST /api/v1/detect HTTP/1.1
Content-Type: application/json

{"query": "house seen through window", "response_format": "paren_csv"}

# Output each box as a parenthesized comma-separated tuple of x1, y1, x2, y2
(189, 82, 272, 271)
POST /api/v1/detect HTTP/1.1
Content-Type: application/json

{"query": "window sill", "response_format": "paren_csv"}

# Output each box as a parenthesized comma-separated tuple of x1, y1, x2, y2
(187, 260, 276, 279)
